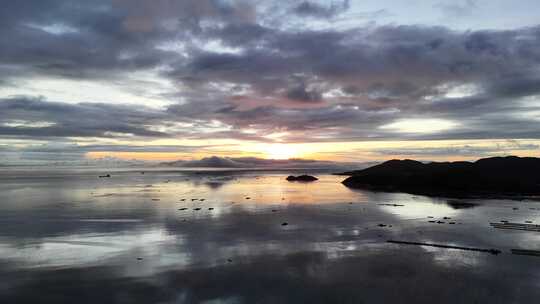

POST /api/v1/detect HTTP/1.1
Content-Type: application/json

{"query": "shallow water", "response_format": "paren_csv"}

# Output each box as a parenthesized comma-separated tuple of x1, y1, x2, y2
(1, 168, 540, 303)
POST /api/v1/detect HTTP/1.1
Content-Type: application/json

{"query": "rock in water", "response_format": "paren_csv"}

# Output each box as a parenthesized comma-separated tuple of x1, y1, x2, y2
(286, 175, 318, 182)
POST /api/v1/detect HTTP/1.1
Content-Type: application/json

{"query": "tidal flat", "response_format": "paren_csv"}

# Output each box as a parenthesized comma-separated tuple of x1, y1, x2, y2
(1, 168, 539, 303)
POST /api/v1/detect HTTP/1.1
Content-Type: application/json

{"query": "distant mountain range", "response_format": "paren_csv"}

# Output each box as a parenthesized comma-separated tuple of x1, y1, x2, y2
(341, 156, 540, 198)
(162, 156, 371, 170)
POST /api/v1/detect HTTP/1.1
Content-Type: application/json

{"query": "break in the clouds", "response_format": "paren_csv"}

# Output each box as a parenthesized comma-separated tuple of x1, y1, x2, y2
(1, 0, 540, 163)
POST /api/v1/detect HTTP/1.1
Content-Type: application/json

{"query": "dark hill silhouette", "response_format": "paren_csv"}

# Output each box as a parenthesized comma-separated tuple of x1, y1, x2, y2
(341, 156, 540, 198)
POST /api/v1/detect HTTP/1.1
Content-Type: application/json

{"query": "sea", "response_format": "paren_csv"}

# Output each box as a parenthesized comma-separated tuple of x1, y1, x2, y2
(0, 166, 539, 303)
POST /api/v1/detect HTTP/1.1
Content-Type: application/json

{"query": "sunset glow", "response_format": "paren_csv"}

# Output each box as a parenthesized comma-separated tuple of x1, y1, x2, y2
(264, 144, 301, 160)
(0, 0, 539, 166)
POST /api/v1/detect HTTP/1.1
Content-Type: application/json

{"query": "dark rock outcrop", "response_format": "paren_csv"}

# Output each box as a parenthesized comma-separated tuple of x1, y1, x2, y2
(342, 156, 540, 198)
(286, 175, 318, 182)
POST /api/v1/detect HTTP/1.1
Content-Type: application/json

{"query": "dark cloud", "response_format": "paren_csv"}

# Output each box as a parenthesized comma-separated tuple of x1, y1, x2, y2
(0, 0, 258, 81)
(0, 97, 167, 138)
(0, 1, 176, 80)
(292, 0, 350, 18)
(167, 23, 540, 141)
(286, 84, 323, 102)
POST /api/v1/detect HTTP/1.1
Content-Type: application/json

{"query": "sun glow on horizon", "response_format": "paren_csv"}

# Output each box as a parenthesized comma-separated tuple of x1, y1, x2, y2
(264, 144, 300, 160)
(83, 138, 540, 164)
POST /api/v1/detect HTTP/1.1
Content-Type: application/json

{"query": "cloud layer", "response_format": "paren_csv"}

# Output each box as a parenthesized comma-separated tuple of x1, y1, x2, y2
(1, 0, 540, 162)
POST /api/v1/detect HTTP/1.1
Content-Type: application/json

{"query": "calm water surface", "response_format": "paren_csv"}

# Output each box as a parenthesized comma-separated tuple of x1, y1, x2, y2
(1, 168, 540, 303)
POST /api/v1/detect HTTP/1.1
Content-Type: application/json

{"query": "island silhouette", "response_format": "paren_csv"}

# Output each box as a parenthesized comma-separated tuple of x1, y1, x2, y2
(341, 156, 540, 198)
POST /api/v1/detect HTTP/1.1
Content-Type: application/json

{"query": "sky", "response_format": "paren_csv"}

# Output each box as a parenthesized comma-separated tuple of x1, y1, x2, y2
(1, 0, 540, 165)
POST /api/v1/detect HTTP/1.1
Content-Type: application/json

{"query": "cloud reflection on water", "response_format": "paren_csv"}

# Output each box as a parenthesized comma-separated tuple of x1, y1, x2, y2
(1, 170, 540, 303)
